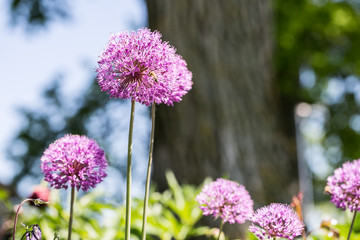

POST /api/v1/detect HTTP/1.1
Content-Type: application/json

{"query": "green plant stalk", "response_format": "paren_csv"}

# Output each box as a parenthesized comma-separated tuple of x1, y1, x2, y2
(13, 198, 32, 240)
(13, 198, 48, 240)
(347, 210, 357, 240)
(217, 219, 224, 240)
(67, 186, 75, 240)
(125, 100, 136, 240)
(141, 102, 156, 240)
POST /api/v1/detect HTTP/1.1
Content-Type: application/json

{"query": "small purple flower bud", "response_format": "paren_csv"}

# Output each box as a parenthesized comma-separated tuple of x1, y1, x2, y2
(24, 225, 42, 240)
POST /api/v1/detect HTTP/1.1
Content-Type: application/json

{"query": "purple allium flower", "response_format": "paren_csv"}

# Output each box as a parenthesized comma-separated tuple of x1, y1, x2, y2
(96, 28, 193, 106)
(41, 134, 108, 191)
(326, 159, 360, 212)
(249, 203, 304, 240)
(196, 178, 253, 224)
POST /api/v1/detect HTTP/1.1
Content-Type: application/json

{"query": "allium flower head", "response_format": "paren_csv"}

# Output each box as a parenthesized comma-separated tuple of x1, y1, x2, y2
(326, 159, 360, 211)
(96, 27, 193, 106)
(249, 203, 304, 240)
(41, 134, 108, 191)
(196, 178, 253, 224)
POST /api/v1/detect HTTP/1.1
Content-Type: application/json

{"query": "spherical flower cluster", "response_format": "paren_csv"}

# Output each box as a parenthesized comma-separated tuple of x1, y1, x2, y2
(41, 134, 108, 192)
(249, 203, 304, 240)
(196, 178, 253, 224)
(96, 28, 193, 106)
(326, 159, 360, 212)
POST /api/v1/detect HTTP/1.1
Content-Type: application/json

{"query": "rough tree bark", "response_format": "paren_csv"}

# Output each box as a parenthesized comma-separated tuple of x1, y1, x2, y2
(147, 0, 298, 226)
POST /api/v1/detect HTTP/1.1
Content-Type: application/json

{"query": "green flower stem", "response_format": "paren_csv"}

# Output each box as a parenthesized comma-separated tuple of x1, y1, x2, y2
(13, 198, 48, 240)
(13, 198, 32, 240)
(67, 186, 75, 240)
(347, 210, 357, 240)
(125, 100, 136, 240)
(141, 102, 156, 240)
(217, 219, 224, 240)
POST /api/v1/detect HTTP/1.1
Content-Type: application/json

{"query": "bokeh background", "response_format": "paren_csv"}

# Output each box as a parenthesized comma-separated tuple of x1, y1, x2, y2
(2, 0, 360, 239)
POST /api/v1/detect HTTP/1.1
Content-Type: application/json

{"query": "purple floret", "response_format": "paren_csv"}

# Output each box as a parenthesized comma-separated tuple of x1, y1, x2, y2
(96, 28, 193, 106)
(40, 134, 108, 192)
(196, 178, 253, 224)
(25, 224, 42, 240)
(249, 203, 304, 240)
(326, 159, 360, 212)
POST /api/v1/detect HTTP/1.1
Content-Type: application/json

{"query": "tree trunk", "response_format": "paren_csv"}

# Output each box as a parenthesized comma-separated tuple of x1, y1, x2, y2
(147, 0, 298, 228)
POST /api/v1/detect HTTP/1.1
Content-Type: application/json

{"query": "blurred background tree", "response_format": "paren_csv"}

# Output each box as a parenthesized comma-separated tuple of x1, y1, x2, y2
(3, 0, 360, 238)
(147, 0, 360, 206)
(147, 0, 297, 207)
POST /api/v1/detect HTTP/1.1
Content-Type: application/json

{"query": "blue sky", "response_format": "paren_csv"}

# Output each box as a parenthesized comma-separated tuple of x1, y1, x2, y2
(0, 0, 147, 186)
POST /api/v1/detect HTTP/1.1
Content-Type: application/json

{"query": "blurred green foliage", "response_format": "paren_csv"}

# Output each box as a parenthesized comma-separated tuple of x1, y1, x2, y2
(275, 0, 360, 201)
(276, 0, 360, 155)
(306, 205, 360, 240)
(4, 0, 360, 203)
(4, 172, 211, 240)
(3, 2, 360, 238)
(8, 0, 69, 30)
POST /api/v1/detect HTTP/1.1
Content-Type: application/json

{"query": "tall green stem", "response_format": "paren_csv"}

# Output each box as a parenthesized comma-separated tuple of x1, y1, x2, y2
(125, 100, 136, 240)
(217, 219, 224, 240)
(12, 198, 47, 240)
(141, 103, 156, 240)
(347, 210, 357, 240)
(13, 198, 32, 240)
(67, 187, 75, 240)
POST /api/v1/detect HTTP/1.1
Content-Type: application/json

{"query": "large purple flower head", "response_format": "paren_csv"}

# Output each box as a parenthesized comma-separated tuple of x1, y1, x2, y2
(326, 159, 360, 211)
(96, 28, 193, 106)
(41, 134, 108, 192)
(195, 178, 253, 224)
(249, 203, 304, 240)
